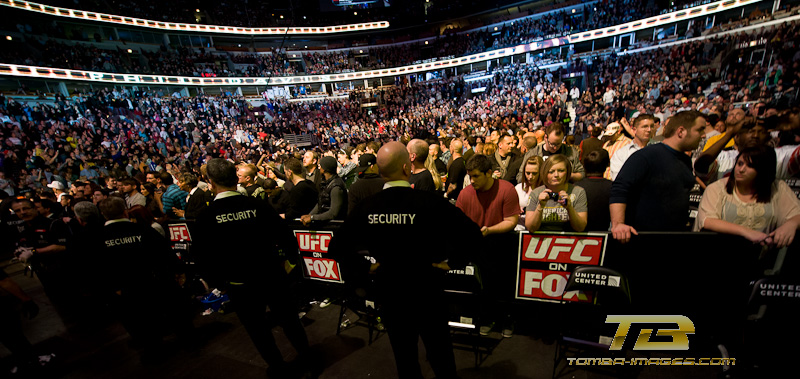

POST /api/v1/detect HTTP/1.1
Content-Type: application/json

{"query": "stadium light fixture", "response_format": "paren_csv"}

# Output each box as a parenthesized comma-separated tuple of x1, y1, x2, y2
(127, 49, 132, 53)
(5, 36, 11, 40)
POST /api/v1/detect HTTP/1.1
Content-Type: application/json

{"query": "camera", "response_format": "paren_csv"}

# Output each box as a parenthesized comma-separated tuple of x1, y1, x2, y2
(548, 192, 560, 202)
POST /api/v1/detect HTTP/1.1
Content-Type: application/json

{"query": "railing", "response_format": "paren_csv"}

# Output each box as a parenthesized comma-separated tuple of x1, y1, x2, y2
(283, 133, 313, 147)
(0, 0, 389, 35)
(0, 0, 772, 86)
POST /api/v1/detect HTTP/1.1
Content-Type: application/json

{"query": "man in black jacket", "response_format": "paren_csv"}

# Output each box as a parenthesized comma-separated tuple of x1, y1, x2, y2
(347, 153, 383, 215)
(97, 197, 181, 361)
(175, 173, 211, 220)
(301, 156, 347, 225)
(193, 158, 311, 377)
(489, 134, 523, 186)
(329, 142, 482, 379)
(283, 158, 318, 221)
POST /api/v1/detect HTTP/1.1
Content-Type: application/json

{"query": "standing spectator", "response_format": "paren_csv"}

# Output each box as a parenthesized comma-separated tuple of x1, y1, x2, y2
(140, 182, 165, 220)
(695, 112, 771, 184)
(347, 153, 383, 214)
(457, 154, 520, 236)
(237, 164, 265, 200)
(283, 158, 318, 220)
(576, 150, 612, 232)
(407, 139, 436, 192)
(695, 146, 800, 248)
(525, 154, 588, 232)
(610, 111, 707, 242)
(489, 134, 523, 186)
(515, 156, 544, 216)
(578, 124, 604, 162)
(301, 156, 348, 225)
(516, 123, 585, 184)
(160, 171, 188, 219)
(127, 205, 166, 237)
(337, 147, 357, 188)
(120, 178, 146, 208)
(610, 114, 657, 180)
(175, 173, 209, 220)
(303, 150, 322, 192)
(47, 180, 67, 202)
(263, 178, 289, 215)
(445, 138, 468, 201)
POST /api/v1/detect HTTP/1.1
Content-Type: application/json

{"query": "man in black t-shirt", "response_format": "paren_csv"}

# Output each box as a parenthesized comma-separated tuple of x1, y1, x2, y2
(283, 158, 318, 220)
(407, 138, 436, 191)
(347, 153, 384, 214)
(194, 158, 312, 377)
(445, 138, 467, 201)
(575, 150, 612, 232)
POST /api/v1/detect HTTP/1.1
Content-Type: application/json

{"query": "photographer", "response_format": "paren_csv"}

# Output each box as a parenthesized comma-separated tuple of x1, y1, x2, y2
(525, 154, 588, 232)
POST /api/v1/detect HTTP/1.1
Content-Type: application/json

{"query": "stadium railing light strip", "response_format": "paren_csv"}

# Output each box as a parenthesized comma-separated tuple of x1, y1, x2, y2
(0, 0, 389, 35)
(0, 0, 762, 86)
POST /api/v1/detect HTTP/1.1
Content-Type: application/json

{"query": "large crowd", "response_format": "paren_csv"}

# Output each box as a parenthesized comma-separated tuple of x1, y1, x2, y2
(2, 0, 743, 77)
(2, 3, 799, 376)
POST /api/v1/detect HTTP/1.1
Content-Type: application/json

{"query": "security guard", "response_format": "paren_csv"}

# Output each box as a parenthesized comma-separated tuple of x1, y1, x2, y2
(193, 158, 311, 377)
(96, 197, 181, 360)
(8, 198, 70, 300)
(329, 142, 483, 379)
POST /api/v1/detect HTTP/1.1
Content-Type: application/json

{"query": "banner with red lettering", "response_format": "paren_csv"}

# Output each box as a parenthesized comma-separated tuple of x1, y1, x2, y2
(293, 230, 343, 283)
(168, 223, 193, 242)
(515, 232, 608, 303)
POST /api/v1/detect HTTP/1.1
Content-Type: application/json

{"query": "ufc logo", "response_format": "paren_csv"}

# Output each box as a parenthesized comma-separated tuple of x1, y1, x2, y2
(606, 315, 695, 351)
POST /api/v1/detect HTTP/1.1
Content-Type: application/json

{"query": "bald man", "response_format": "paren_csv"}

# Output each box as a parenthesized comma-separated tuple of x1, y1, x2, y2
(446, 138, 467, 200)
(330, 142, 482, 379)
(406, 139, 436, 192)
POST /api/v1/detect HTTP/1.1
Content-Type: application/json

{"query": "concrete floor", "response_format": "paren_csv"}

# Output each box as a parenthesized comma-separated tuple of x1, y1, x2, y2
(1, 260, 725, 379)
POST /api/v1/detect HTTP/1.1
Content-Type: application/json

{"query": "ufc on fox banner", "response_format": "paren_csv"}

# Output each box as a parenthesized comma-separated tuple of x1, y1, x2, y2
(293, 230, 344, 284)
(515, 232, 608, 303)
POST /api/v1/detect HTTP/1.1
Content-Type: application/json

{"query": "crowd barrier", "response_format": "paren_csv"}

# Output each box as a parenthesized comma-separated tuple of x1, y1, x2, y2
(166, 219, 798, 359)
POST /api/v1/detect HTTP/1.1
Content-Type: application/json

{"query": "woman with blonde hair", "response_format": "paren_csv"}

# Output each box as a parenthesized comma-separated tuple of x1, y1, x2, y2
(526, 154, 588, 232)
(424, 154, 443, 191)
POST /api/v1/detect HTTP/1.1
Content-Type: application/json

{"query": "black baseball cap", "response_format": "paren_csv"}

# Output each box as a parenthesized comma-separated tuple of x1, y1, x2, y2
(355, 153, 377, 176)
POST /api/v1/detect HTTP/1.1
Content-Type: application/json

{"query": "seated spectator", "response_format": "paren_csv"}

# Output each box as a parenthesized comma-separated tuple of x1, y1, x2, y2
(525, 154, 588, 232)
(457, 154, 519, 236)
(695, 146, 800, 248)
(576, 150, 612, 232)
